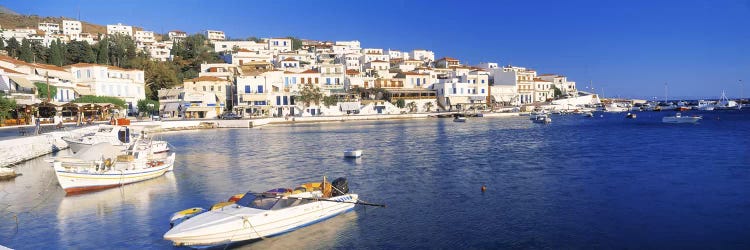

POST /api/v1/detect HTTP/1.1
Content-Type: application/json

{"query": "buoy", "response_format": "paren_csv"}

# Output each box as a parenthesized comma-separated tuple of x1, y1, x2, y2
(481, 184, 487, 192)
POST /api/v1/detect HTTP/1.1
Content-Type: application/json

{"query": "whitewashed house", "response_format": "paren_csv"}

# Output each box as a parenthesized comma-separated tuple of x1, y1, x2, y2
(65, 63, 146, 113)
(107, 23, 133, 36)
(206, 30, 226, 42)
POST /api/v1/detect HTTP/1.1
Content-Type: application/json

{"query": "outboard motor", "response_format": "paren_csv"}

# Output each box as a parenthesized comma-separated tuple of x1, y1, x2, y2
(331, 177, 349, 197)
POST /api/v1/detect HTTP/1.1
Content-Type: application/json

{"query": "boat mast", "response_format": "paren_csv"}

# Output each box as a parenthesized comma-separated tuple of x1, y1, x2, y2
(664, 82, 668, 103)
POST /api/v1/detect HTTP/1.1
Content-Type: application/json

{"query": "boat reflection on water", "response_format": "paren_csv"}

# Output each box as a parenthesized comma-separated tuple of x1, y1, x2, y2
(235, 211, 359, 250)
(55, 172, 177, 246)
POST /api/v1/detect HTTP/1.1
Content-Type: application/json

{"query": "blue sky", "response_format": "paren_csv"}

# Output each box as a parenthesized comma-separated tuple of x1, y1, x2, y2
(5, 0, 749, 99)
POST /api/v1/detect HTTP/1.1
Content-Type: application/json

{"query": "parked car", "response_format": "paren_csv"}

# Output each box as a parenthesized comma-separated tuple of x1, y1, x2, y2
(220, 112, 241, 120)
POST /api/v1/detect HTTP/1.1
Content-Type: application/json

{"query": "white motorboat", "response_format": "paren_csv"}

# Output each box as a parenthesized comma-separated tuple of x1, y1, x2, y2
(662, 113, 702, 124)
(62, 125, 134, 153)
(164, 178, 373, 248)
(0, 167, 20, 180)
(604, 103, 629, 112)
(343, 149, 363, 158)
(453, 116, 467, 122)
(582, 112, 594, 118)
(696, 100, 715, 111)
(626, 113, 637, 119)
(53, 141, 176, 193)
(532, 114, 552, 124)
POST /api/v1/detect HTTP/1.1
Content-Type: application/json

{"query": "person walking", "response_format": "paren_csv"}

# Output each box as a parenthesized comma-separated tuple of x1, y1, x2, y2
(34, 117, 41, 135)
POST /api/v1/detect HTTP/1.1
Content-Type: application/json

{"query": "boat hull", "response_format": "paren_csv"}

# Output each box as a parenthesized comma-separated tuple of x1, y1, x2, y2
(54, 153, 175, 193)
(63, 138, 92, 154)
(344, 150, 362, 158)
(662, 117, 701, 124)
(165, 194, 358, 247)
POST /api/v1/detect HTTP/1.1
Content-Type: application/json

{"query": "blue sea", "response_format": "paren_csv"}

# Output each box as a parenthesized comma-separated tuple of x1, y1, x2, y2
(1, 110, 749, 249)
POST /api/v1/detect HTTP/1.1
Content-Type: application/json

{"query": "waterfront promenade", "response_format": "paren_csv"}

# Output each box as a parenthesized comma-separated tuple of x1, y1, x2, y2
(0, 112, 520, 167)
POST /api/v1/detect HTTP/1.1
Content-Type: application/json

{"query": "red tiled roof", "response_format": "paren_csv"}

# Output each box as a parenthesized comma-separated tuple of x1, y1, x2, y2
(185, 76, 227, 82)
(300, 69, 319, 74)
(0, 66, 23, 74)
(533, 78, 551, 82)
(237, 48, 254, 52)
(438, 57, 459, 61)
(32, 63, 66, 72)
(65, 63, 105, 68)
(402, 71, 427, 76)
(346, 69, 360, 75)
(370, 60, 387, 63)
(282, 57, 298, 61)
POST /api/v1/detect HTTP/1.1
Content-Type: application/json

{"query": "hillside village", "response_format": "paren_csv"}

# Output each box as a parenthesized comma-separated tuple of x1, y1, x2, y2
(0, 14, 593, 123)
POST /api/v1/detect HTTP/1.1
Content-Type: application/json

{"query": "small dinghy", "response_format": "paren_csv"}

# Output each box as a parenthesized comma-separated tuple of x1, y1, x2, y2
(344, 149, 363, 158)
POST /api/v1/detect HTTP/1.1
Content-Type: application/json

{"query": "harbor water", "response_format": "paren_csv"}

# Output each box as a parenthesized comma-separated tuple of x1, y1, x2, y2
(1, 110, 749, 249)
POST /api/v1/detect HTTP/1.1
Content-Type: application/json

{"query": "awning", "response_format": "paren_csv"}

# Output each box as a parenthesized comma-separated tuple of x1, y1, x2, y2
(185, 106, 217, 112)
(161, 103, 181, 112)
(447, 96, 470, 105)
(469, 96, 486, 102)
(8, 76, 35, 89)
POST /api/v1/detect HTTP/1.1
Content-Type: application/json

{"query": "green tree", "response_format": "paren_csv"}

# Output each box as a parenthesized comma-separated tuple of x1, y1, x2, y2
(297, 83, 323, 107)
(31, 40, 47, 63)
(72, 95, 126, 108)
(5, 37, 20, 58)
(47, 39, 65, 66)
(247, 36, 263, 43)
(137, 99, 160, 115)
(286, 36, 303, 50)
(108, 34, 137, 67)
(18, 39, 34, 62)
(0, 94, 17, 125)
(34, 82, 58, 100)
(65, 40, 96, 64)
(395, 99, 405, 108)
(323, 95, 337, 107)
(96, 36, 110, 64)
(551, 85, 563, 99)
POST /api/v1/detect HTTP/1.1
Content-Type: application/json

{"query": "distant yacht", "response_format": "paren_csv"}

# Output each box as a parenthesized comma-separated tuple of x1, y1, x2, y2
(715, 91, 739, 110)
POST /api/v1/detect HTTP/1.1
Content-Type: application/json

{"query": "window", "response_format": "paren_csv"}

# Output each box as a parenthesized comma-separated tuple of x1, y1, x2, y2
(283, 96, 288, 105)
(416, 78, 420, 86)
(292, 77, 297, 84)
(481, 89, 485, 94)
(276, 96, 281, 105)
(301, 78, 305, 84)
(481, 79, 485, 83)
(76, 70, 81, 78)
(257, 85, 264, 93)
(245, 86, 251, 93)
(211, 86, 215, 91)
(326, 78, 331, 84)
(315, 78, 319, 84)
(284, 77, 289, 86)
(203, 86, 206, 91)
(452, 88, 456, 94)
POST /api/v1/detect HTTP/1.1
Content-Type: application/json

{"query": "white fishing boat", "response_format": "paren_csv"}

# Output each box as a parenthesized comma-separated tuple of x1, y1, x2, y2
(696, 100, 715, 111)
(164, 177, 380, 248)
(53, 140, 176, 193)
(343, 149, 363, 158)
(715, 91, 739, 110)
(662, 113, 702, 124)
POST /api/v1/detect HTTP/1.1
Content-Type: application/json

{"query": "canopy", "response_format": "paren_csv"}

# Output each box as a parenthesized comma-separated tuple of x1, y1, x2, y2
(162, 103, 181, 112)
(8, 76, 34, 89)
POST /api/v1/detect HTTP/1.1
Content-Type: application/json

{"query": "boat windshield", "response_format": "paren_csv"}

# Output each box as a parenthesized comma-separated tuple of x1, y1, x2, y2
(235, 192, 278, 210)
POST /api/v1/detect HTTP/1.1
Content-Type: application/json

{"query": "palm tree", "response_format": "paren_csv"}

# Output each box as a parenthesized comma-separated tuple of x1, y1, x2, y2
(407, 101, 417, 113)
(423, 102, 434, 113)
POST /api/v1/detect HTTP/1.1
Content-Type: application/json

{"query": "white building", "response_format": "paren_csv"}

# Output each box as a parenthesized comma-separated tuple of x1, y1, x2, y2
(65, 63, 146, 113)
(411, 49, 435, 62)
(168, 30, 187, 42)
(431, 73, 489, 111)
(213, 40, 268, 53)
(267, 38, 293, 52)
(476, 62, 499, 70)
(199, 63, 239, 80)
(38, 23, 60, 35)
(106, 23, 133, 37)
(206, 30, 226, 42)
(493, 65, 538, 105)
(539, 74, 577, 95)
(147, 41, 173, 62)
(335, 40, 360, 49)
(62, 20, 82, 36)
(134, 30, 156, 49)
(388, 49, 409, 60)
(222, 49, 274, 65)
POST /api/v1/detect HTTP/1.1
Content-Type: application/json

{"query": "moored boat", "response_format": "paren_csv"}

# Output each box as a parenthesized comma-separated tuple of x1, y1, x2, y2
(163, 177, 381, 248)
(532, 114, 552, 124)
(662, 113, 702, 124)
(343, 149, 363, 158)
(62, 125, 134, 153)
(53, 141, 176, 193)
